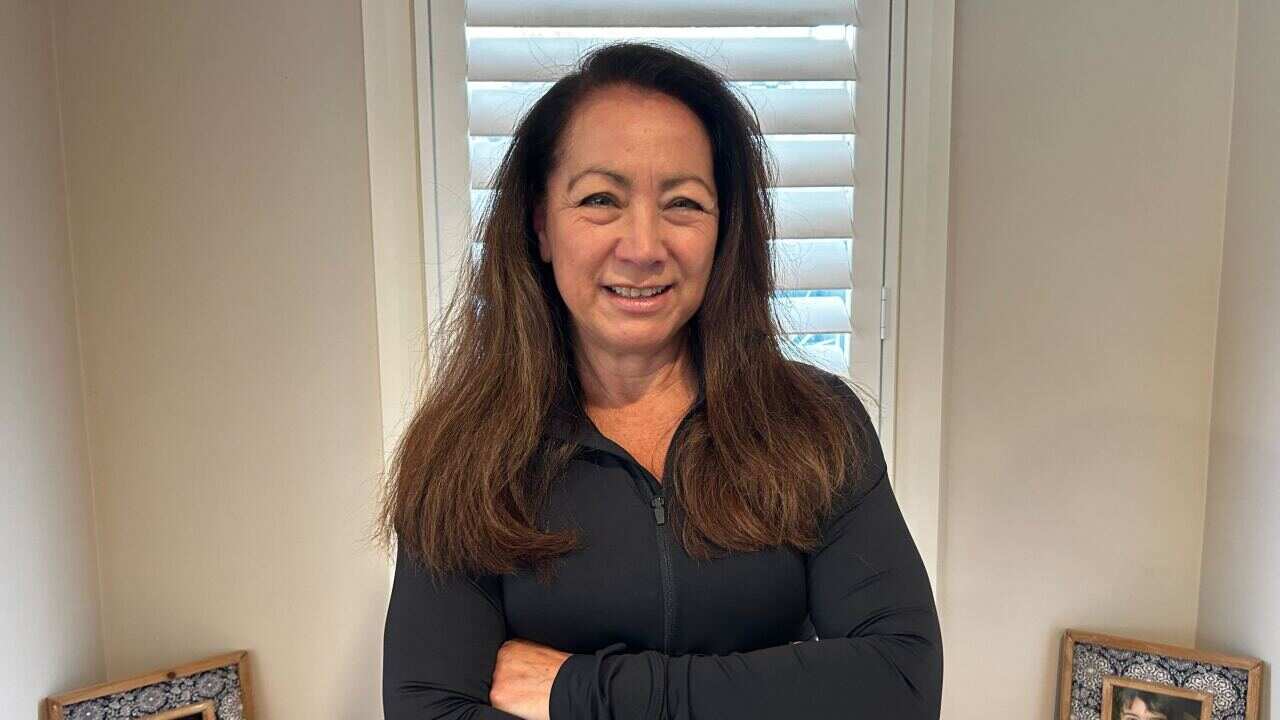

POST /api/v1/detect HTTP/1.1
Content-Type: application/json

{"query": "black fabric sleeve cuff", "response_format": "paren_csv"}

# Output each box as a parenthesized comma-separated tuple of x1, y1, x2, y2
(549, 641, 666, 720)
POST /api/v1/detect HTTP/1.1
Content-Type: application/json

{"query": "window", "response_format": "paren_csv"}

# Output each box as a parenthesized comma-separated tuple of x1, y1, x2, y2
(415, 0, 898, 433)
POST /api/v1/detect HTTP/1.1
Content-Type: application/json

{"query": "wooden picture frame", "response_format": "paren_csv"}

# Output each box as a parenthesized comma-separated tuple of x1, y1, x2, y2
(45, 650, 254, 720)
(1058, 630, 1263, 720)
(144, 700, 216, 720)
(1102, 675, 1213, 720)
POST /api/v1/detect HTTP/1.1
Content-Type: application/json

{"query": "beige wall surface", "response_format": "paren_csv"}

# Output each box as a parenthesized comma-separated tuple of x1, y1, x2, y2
(23, 1, 1276, 718)
(1, 0, 104, 715)
(938, 2, 1238, 717)
(51, 1, 390, 717)
(1197, 1, 1280, 718)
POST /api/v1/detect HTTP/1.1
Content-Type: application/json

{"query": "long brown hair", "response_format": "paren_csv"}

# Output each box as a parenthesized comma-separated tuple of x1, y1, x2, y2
(374, 41, 878, 581)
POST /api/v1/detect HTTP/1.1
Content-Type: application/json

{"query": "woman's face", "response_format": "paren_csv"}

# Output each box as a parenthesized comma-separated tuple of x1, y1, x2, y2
(533, 84, 718, 362)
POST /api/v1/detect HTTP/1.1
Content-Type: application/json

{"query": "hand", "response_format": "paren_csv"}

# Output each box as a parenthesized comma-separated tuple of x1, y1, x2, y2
(491, 637, 573, 720)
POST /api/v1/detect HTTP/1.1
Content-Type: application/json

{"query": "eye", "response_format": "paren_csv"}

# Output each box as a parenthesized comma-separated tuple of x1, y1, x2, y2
(580, 192, 617, 208)
(670, 197, 705, 211)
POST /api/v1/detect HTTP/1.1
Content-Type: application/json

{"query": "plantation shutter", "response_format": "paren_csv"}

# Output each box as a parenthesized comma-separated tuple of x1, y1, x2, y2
(419, 0, 890, 385)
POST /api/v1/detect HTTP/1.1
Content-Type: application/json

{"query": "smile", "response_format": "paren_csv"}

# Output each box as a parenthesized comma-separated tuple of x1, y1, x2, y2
(604, 285, 672, 298)
(600, 284, 675, 314)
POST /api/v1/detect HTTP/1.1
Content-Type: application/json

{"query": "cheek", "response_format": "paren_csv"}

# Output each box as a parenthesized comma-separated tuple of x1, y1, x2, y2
(680, 231, 718, 283)
(551, 258, 590, 302)
(547, 229, 607, 298)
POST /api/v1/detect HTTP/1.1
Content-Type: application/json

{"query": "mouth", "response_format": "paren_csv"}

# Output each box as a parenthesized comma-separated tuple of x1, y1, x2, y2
(602, 284, 674, 299)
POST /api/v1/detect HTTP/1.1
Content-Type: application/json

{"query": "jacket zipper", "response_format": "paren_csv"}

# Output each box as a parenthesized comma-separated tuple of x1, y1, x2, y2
(635, 466, 675, 655)
(584, 408, 696, 658)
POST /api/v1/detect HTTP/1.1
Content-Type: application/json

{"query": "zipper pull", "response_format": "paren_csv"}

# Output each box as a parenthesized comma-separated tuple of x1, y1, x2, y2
(651, 496, 666, 525)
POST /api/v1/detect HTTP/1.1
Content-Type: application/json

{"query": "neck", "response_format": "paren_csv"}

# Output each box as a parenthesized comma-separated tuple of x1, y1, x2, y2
(572, 329, 699, 413)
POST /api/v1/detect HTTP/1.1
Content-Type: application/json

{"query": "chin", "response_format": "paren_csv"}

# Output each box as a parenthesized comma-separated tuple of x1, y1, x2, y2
(601, 332, 678, 355)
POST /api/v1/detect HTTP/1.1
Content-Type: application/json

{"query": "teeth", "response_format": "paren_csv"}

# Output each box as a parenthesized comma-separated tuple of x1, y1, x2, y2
(608, 285, 668, 298)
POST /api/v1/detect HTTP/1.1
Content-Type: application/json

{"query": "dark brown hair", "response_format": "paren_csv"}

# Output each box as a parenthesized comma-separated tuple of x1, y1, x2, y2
(374, 41, 877, 581)
(1114, 688, 1203, 720)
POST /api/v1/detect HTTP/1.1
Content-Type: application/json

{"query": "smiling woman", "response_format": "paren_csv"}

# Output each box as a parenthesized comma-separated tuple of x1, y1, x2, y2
(377, 41, 942, 720)
(533, 84, 718, 374)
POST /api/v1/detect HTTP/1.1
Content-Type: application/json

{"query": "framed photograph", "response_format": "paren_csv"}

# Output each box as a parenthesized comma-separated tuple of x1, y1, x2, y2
(45, 650, 254, 720)
(1058, 630, 1264, 720)
(1102, 676, 1212, 720)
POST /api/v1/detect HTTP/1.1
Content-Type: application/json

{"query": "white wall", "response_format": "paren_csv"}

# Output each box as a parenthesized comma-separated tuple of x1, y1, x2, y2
(50, 1, 390, 717)
(0, 0, 104, 715)
(938, 3, 1238, 717)
(19, 1, 1275, 718)
(1196, 1, 1280, 718)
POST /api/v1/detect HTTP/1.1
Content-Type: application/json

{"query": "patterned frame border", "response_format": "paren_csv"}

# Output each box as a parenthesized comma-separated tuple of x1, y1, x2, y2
(45, 650, 255, 720)
(1057, 630, 1263, 720)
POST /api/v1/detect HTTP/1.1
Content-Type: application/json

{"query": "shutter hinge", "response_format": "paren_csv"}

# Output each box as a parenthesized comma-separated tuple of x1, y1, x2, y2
(879, 286, 889, 340)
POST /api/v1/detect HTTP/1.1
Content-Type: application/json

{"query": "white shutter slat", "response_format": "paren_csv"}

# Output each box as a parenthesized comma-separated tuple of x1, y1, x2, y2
(772, 187, 855, 239)
(468, 0, 857, 28)
(772, 294, 850, 335)
(469, 81, 856, 137)
(771, 239, 852, 290)
(471, 134, 854, 189)
(781, 340, 849, 377)
(766, 135, 855, 187)
(735, 82, 857, 135)
(466, 34, 857, 83)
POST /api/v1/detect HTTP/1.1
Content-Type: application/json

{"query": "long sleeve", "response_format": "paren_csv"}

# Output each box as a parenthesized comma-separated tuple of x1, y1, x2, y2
(548, 381, 943, 719)
(383, 542, 522, 720)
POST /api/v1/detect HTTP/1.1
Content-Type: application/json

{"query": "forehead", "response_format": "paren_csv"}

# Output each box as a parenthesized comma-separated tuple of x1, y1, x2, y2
(553, 85, 713, 178)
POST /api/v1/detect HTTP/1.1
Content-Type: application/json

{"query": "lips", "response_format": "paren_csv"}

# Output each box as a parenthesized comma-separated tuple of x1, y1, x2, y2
(604, 284, 673, 298)
(599, 283, 675, 314)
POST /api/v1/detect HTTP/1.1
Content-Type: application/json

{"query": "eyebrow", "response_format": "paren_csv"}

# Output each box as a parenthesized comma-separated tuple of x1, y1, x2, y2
(566, 166, 716, 197)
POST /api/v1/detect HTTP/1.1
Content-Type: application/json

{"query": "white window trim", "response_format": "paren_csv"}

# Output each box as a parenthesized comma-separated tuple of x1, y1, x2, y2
(361, 0, 954, 592)
(884, 0, 955, 594)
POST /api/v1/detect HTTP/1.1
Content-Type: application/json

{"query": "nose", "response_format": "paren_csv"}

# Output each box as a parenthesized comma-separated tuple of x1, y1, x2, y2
(614, 203, 667, 269)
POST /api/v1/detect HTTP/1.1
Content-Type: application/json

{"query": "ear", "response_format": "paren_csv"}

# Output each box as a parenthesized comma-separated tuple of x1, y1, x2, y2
(533, 202, 551, 263)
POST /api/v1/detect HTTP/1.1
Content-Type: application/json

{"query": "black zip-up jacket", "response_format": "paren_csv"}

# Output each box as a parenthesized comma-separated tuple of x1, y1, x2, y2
(383, 366, 943, 719)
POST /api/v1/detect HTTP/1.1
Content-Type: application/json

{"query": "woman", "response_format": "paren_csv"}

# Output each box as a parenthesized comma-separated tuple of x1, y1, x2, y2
(378, 41, 943, 720)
